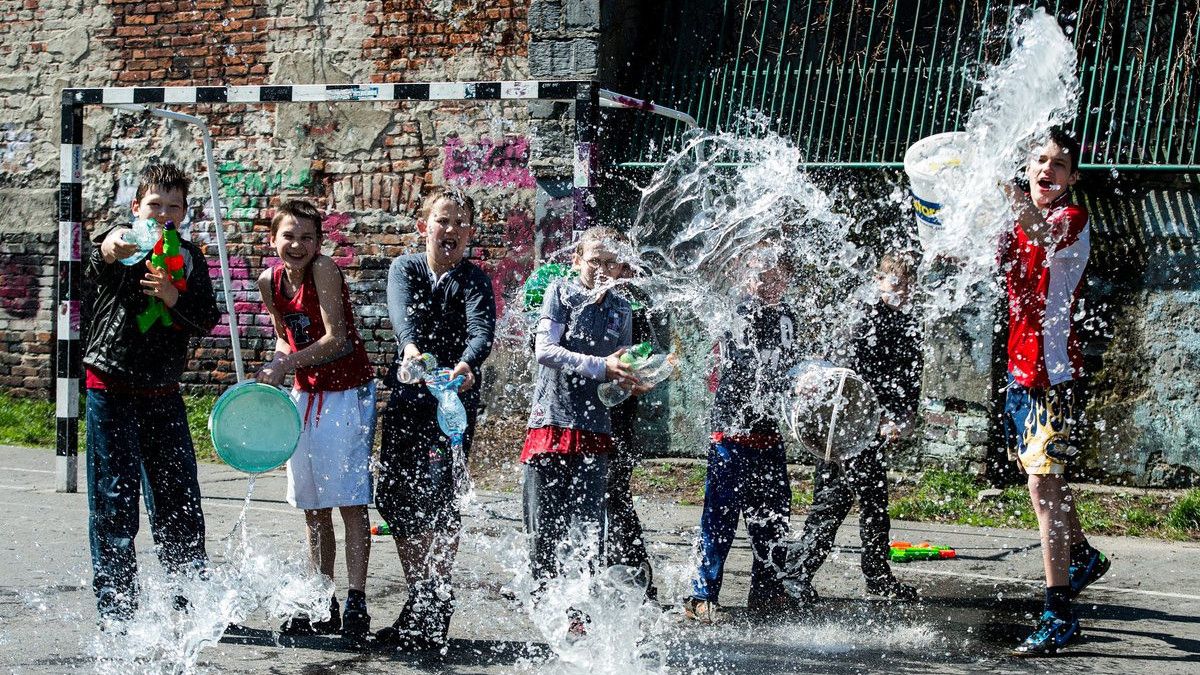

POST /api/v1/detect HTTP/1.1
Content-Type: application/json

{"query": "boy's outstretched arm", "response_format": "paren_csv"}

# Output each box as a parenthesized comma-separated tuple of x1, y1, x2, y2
(165, 246, 220, 336)
(386, 257, 420, 360)
(452, 274, 497, 391)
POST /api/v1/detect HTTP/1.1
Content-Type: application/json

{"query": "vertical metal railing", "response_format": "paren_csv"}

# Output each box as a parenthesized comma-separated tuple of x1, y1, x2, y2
(616, 0, 1200, 170)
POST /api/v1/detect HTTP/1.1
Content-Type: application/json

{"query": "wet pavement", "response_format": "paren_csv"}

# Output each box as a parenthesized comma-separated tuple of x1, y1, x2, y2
(1, 444, 1197, 673)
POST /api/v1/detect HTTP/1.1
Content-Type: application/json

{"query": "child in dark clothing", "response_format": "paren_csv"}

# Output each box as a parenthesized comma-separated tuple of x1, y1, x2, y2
(783, 253, 923, 602)
(375, 189, 497, 652)
(684, 250, 802, 623)
(605, 262, 666, 600)
(84, 163, 220, 626)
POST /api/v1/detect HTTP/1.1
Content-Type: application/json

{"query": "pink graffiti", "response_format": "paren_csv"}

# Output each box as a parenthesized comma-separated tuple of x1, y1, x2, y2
(0, 256, 41, 319)
(443, 136, 535, 188)
(322, 212, 358, 267)
(483, 209, 538, 318)
(210, 254, 258, 337)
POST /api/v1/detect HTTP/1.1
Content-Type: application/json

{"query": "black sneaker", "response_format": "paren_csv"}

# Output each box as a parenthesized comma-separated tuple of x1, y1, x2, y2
(376, 622, 438, 652)
(1068, 549, 1110, 599)
(866, 576, 919, 601)
(1012, 610, 1081, 657)
(746, 590, 805, 621)
(281, 597, 340, 636)
(341, 605, 371, 644)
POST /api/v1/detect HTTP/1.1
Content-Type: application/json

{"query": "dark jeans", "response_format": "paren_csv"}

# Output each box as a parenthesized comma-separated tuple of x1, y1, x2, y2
(785, 439, 892, 587)
(691, 437, 791, 606)
(522, 453, 609, 582)
(376, 385, 477, 539)
(86, 390, 207, 618)
(606, 410, 650, 571)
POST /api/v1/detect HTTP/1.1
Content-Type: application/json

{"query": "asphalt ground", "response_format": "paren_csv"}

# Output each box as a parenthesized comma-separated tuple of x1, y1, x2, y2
(1, 444, 1198, 674)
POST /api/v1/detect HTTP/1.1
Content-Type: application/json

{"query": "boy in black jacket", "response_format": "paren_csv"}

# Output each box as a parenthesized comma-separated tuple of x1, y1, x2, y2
(84, 163, 220, 626)
(783, 253, 923, 602)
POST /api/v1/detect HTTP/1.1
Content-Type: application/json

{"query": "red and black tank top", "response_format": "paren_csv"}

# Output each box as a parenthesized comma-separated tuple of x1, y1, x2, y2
(271, 264, 373, 392)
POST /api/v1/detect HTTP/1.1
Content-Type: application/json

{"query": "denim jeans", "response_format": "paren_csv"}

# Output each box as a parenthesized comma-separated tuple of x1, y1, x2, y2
(691, 437, 791, 606)
(86, 390, 207, 618)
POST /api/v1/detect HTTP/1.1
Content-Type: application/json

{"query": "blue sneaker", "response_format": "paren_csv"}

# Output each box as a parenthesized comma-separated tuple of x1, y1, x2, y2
(1069, 549, 1110, 598)
(1012, 611, 1081, 657)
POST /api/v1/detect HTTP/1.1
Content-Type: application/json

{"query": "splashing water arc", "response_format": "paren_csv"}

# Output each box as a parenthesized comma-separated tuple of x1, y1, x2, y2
(913, 8, 1082, 316)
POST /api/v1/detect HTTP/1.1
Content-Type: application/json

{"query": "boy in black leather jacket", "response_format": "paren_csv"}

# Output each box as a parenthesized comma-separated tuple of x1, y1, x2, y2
(84, 163, 220, 627)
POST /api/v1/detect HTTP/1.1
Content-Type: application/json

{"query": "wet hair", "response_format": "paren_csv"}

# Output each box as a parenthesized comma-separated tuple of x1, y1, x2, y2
(421, 187, 476, 224)
(878, 251, 917, 279)
(1047, 126, 1082, 173)
(270, 199, 323, 238)
(574, 226, 627, 255)
(136, 162, 189, 201)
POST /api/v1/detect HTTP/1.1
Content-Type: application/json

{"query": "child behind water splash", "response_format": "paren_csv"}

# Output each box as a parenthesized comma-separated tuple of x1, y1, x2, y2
(255, 199, 378, 642)
(521, 226, 647, 636)
(684, 244, 804, 624)
(781, 252, 924, 604)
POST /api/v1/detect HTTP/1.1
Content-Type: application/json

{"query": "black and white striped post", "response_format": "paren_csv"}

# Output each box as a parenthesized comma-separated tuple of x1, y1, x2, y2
(54, 80, 598, 492)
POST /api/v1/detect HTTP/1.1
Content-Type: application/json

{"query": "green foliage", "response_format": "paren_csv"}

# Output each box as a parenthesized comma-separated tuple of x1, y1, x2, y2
(1167, 489, 1200, 531)
(185, 394, 218, 462)
(0, 393, 57, 447)
(0, 392, 218, 463)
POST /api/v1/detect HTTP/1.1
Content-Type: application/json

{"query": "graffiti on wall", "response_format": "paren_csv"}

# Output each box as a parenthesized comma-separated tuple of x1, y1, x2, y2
(0, 254, 42, 319)
(322, 212, 359, 267)
(443, 136, 535, 188)
(218, 161, 313, 213)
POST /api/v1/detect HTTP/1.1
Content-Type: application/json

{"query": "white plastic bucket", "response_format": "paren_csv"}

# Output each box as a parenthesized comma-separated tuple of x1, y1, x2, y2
(903, 131, 971, 245)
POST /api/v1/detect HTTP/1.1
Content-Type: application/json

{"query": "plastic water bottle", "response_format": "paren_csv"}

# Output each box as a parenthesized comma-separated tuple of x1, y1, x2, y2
(598, 353, 677, 407)
(597, 342, 678, 408)
(398, 352, 437, 384)
(425, 370, 472, 500)
(119, 217, 161, 266)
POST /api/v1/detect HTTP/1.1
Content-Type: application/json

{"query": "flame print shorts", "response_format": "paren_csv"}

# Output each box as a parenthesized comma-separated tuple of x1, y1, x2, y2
(1003, 375, 1079, 476)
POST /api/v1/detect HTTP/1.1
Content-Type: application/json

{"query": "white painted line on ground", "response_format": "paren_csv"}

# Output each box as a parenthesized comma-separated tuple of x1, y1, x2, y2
(0, 466, 55, 474)
(898, 565, 1200, 602)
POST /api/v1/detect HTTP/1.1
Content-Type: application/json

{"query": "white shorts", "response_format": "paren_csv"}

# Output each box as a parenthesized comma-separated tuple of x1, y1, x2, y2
(287, 381, 377, 510)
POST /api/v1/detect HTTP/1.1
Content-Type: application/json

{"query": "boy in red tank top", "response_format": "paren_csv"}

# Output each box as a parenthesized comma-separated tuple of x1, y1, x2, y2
(255, 200, 378, 643)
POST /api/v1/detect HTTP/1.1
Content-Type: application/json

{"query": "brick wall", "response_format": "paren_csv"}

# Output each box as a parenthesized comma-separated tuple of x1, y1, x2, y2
(0, 1, 597, 414)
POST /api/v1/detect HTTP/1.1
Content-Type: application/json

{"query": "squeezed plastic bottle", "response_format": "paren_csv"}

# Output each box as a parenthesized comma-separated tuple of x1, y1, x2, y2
(119, 217, 161, 266)
(398, 352, 437, 384)
(598, 342, 678, 407)
(425, 369, 473, 502)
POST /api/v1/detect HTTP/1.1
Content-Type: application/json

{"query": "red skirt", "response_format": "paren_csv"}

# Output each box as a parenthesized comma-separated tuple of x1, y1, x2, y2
(521, 425, 614, 463)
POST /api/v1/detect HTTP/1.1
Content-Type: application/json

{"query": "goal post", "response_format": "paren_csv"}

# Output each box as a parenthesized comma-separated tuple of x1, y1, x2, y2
(55, 80, 601, 493)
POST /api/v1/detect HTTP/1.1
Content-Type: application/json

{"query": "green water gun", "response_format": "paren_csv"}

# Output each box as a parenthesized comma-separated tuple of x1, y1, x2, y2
(889, 540, 956, 563)
(136, 220, 188, 333)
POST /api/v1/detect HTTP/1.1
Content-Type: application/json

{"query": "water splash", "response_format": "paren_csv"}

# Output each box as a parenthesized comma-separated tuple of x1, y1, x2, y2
(918, 8, 1082, 315)
(88, 478, 333, 674)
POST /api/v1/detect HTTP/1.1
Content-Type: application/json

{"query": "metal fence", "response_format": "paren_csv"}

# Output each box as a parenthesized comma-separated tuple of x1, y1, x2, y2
(616, 0, 1200, 170)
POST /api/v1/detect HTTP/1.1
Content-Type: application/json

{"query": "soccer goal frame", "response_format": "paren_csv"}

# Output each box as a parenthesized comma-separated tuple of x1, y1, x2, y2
(54, 80, 603, 492)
